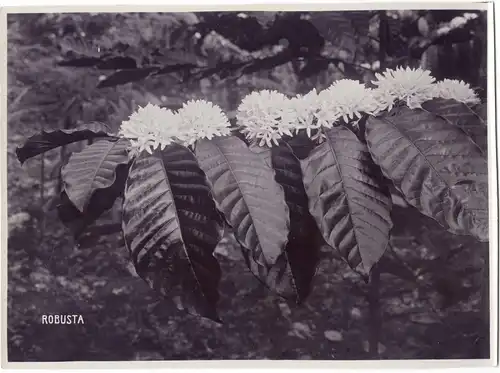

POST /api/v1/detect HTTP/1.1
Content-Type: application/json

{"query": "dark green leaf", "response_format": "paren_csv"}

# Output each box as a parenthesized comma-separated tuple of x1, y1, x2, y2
(366, 107, 488, 241)
(122, 144, 223, 321)
(242, 52, 292, 75)
(62, 138, 129, 212)
(57, 162, 128, 238)
(376, 248, 417, 282)
(57, 57, 101, 67)
(473, 103, 487, 122)
(309, 11, 373, 45)
(97, 67, 159, 88)
(285, 130, 317, 160)
(96, 56, 137, 70)
(154, 63, 197, 76)
(195, 136, 290, 279)
(422, 98, 487, 155)
(16, 122, 114, 164)
(301, 126, 393, 274)
(270, 143, 321, 303)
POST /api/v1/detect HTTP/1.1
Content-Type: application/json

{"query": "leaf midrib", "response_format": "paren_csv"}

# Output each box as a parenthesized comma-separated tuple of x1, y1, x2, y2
(156, 150, 211, 305)
(324, 128, 365, 271)
(213, 138, 275, 267)
(67, 139, 118, 211)
(380, 112, 463, 202)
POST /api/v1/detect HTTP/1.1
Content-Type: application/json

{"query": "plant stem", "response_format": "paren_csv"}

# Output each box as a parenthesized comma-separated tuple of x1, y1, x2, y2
(366, 11, 388, 359)
(368, 264, 381, 358)
(378, 10, 388, 71)
(39, 114, 46, 242)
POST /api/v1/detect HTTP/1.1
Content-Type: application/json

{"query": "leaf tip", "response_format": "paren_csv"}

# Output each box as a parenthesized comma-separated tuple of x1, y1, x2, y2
(15, 147, 26, 164)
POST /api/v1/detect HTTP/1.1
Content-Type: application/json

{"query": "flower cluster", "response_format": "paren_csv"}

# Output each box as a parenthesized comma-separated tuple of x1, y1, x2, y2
(316, 79, 380, 126)
(371, 67, 437, 109)
(237, 90, 296, 147)
(118, 101, 231, 154)
(290, 89, 321, 138)
(432, 79, 481, 105)
(120, 67, 482, 151)
(437, 12, 479, 36)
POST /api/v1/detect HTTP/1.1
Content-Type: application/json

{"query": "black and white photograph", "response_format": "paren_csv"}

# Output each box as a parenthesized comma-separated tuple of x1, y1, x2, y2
(2, 3, 496, 366)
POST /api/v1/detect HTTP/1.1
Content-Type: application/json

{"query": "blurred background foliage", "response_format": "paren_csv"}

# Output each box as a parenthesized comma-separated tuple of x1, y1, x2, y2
(7, 10, 489, 361)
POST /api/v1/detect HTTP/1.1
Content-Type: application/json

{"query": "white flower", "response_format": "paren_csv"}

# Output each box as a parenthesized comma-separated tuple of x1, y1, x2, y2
(237, 90, 296, 147)
(437, 26, 451, 36)
(433, 79, 480, 105)
(463, 12, 478, 21)
(177, 100, 231, 146)
(119, 101, 231, 154)
(372, 67, 436, 109)
(450, 16, 467, 29)
(119, 103, 179, 154)
(290, 89, 322, 138)
(315, 79, 379, 127)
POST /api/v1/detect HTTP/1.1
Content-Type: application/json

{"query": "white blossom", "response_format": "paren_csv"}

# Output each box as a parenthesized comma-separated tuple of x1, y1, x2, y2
(177, 100, 231, 146)
(371, 67, 436, 110)
(433, 79, 480, 105)
(290, 89, 322, 138)
(237, 90, 296, 147)
(119, 100, 230, 154)
(119, 103, 180, 154)
(315, 79, 379, 127)
(450, 16, 467, 29)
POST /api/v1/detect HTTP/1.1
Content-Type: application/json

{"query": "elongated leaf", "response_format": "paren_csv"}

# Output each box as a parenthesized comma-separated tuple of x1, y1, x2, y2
(62, 138, 129, 212)
(154, 63, 197, 76)
(195, 136, 289, 276)
(248, 142, 322, 301)
(472, 103, 487, 122)
(57, 57, 101, 67)
(97, 67, 158, 88)
(16, 122, 113, 164)
(301, 126, 393, 274)
(57, 162, 128, 238)
(122, 144, 223, 321)
(286, 130, 318, 160)
(96, 56, 137, 70)
(366, 107, 488, 241)
(270, 143, 321, 302)
(422, 98, 487, 154)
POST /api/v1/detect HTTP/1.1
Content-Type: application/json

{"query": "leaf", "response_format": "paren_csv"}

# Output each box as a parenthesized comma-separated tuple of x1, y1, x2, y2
(96, 56, 138, 70)
(122, 144, 223, 321)
(97, 67, 158, 88)
(285, 130, 317, 160)
(61, 138, 129, 212)
(16, 122, 113, 164)
(422, 98, 487, 155)
(154, 63, 197, 76)
(300, 126, 393, 274)
(57, 57, 101, 67)
(289, 322, 313, 339)
(194, 136, 289, 277)
(57, 162, 128, 238)
(472, 102, 487, 122)
(376, 249, 417, 282)
(248, 142, 322, 302)
(309, 11, 373, 45)
(298, 58, 331, 80)
(366, 107, 488, 241)
(324, 330, 343, 342)
(239, 51, 292, 76)
(270, 143, 321, 302)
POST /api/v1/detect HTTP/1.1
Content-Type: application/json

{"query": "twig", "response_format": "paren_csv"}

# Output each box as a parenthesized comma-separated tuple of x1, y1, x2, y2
(39, 114, 46, 242)
(365, 11, 390, 360)
(368, 264, 381, 358)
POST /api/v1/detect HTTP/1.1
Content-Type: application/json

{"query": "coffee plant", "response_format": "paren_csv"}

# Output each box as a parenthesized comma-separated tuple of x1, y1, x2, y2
(16, 66, 489, 323)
